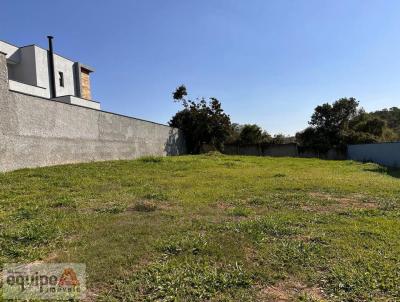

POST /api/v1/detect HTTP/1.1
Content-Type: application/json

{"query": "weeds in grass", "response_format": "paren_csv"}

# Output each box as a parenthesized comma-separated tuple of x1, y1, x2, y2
(229, 207, 252, 217)
(156, 233, 208, 256)
(230, 215, 301, 241)
(107, 259, 252, 301)
(12, 207, 39, 220)
(143, 192, 167, 201)
(248, 196, 266, 206)
(131, 200, 157, 212)
(51, 196, 77, 208)
(94, 204, 126, 214)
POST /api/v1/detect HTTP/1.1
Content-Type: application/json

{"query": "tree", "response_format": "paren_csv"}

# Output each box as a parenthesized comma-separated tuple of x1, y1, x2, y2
(226, 123, 244, 144)
(169, 85, 231, 153)
(369, 107, 400, 139)
(310, 98, 359, 130)
(297, 98, 360, 151)
(346, 113, 397, 144)
(297, 98, 398, 151)
(271, 134, 295, 144)
(227, 124, 272, 145)
(239, 124, 264, 144)
(296, 127, 332, 151)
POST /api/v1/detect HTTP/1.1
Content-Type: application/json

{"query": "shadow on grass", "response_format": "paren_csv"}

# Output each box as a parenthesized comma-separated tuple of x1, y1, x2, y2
(364, 166, 400, 179)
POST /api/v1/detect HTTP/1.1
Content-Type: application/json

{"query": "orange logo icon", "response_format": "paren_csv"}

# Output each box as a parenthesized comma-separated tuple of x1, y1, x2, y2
(58, 268, 80, 287)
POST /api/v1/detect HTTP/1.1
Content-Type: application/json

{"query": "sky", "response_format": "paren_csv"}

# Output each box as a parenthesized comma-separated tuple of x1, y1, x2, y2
(2, 0, 400, 135)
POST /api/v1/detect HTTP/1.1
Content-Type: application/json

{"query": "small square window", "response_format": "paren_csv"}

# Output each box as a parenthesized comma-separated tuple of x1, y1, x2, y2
(59, 72, 64, 87)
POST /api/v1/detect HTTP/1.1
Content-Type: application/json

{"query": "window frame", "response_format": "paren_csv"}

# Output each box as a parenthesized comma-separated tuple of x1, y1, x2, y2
(58, 71, 64, 87)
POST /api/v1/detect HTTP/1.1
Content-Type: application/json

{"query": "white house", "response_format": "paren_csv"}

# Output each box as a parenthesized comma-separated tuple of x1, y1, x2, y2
(0, 37, 100, 110)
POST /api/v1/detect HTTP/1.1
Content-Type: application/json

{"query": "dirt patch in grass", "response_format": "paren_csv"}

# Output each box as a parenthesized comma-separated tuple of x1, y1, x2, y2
(86, 200, 176, 215)
(127, 200, 158, 212)
(258, 279, 325, 301)
(127, 200, 179, 213)
(304, 192, 377, 213)
(216, 201, 234, 210)
(244, 246, 261, 263)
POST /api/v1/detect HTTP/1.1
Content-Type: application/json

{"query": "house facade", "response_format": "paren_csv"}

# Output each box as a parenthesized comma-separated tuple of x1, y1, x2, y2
(0, 37, 100, 109)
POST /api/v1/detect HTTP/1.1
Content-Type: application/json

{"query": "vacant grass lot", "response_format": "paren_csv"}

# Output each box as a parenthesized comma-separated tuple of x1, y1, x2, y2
(1, 154, 400, 301)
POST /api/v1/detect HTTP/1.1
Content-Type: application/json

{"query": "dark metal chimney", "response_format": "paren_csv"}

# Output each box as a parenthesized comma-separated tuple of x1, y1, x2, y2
(47, 36, 56, 98)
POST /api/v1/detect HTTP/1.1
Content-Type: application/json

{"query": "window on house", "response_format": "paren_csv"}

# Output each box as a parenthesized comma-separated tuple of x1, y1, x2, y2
(59, 72, 64, 87)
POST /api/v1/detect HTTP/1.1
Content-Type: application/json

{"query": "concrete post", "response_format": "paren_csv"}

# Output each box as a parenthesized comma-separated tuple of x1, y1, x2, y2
(0, 52, 9, 168)
(0, 51, 17, 137)
(0, 52, 8, 92)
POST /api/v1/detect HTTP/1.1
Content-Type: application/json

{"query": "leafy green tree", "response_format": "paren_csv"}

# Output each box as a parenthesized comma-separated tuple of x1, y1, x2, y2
(297, 98, 398, 151)
(310, 98, 359, 130)
(346, 113, 397, 144)
(271, 134, 295, 144)
(226, 123, 244, 144)
(369, 107, 400, 138)
(169, 85, 231, 153)
(227, 124, 271, 145)
(295, 127, 332, 151)
(297, 98, 360, 151)
(239, 124, 264, 144)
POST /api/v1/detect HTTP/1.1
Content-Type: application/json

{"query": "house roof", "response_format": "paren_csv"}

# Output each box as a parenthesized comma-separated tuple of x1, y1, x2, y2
(0, 39, 94, 71)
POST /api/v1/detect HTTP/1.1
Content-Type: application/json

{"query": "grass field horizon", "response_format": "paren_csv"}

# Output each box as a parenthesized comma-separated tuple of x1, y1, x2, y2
(1, 154, 399, 301)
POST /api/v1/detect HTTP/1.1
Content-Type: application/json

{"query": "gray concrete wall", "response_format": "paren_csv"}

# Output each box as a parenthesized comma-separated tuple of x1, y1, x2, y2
(0, 53, 186, 172)
(298, 147, 347, 160)
(348, 142, 400, 168)
(263, 143, 298, 157)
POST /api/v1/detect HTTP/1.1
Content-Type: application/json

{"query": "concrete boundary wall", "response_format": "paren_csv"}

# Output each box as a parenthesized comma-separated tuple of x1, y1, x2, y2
(0, 53, 186, 172)
(348, 142, 400, 168)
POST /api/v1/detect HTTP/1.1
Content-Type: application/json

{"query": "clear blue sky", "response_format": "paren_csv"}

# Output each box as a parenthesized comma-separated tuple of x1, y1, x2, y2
(3, 0, 400, 135)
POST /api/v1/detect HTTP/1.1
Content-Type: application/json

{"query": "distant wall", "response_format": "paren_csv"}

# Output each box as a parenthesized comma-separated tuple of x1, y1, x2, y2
(223, 143, 347, 160)
(263, 144, 299, 157)
(0, 53, 186, 172)
(223, 143, 298, 157)
(348, 142, 400, 168)
(298, 147, 347, 160)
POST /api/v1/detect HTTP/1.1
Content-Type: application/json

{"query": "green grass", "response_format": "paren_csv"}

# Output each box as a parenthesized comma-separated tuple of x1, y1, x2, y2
(0, 155, 399, 301)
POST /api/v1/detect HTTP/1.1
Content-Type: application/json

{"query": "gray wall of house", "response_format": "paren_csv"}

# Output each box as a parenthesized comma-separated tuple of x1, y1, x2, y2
(0, 53, 186, 172)
(348, 142, 400, 168)
(0, 40, 19, 62)
(3, 43, 82, 99)
(7, 46, 37, 86)
(34, 46, 77, 97)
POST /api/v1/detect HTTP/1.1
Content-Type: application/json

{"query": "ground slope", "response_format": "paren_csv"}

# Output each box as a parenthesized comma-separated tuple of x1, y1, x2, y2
(0, 155, 399, 301)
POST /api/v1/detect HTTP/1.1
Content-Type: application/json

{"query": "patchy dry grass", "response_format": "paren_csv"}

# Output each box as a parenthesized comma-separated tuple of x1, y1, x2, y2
(0, 155, 399, 301)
